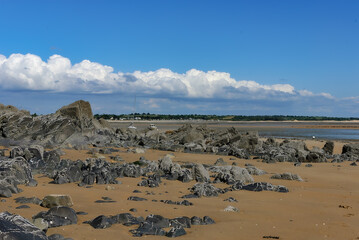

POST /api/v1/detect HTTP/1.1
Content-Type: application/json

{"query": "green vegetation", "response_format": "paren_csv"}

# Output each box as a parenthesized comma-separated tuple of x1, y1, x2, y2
(94, 113, 359, 121)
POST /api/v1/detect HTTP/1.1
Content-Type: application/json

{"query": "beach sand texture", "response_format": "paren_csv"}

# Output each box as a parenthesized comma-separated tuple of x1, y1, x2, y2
(1, 140, 358, 240)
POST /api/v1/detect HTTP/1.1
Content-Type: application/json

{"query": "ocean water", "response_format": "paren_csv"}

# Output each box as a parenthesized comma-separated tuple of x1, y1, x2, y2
(110, 121, 359, 140)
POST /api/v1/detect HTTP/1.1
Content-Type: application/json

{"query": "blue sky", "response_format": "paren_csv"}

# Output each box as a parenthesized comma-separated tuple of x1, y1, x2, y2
(0, 0, 358, 116)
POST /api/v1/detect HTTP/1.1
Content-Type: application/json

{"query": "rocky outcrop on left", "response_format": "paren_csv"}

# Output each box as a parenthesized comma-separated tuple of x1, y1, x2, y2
(0, 100, 113, 148)
(0, 211, 48, 240)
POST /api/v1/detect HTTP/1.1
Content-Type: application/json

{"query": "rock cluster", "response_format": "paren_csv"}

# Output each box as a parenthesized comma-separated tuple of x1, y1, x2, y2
(85, 213, 215, 237)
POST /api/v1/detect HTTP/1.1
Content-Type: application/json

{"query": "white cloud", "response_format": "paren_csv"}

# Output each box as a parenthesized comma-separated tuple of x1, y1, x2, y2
(0, 53, 333, 102)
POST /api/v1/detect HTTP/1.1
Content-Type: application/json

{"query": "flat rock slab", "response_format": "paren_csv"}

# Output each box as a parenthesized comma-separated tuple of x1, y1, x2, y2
(41, 194, 74, 208)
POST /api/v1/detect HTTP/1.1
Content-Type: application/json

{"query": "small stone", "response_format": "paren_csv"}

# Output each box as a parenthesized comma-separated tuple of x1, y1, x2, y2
(105, 185, 115, 190)
(224, 205, 239, 212)
(16, 205, 30, 209)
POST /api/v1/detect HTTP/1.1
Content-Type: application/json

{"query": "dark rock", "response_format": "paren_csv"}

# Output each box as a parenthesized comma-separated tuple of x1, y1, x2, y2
(76, 211, 88, 215)
(160, 200, 193, 206)
(0, 186, 13, 198)
(95, 200, 116, 203)
(110, 213, 143, 226)
(190, 216, 215, 225)
(190, 216, 202, 225)
(145, 214, 170, 228)
(0, 211, 48, 240)
(88, 215, 113, 229)
(190, 183, 222, 197)
(166, 226, 187, 237)
(32, 206, 78, 228)
(127, 196, 147, 201)
(239, 182, 289, 193)
(131, 221, 166, 237)
(203, 216, 215, 225)
(48, 234, 72, 240)
(323, 141, 334, 155)
(342, 143, 359, 155)
(170, 217, 191, 228)
(16, 205, 30, 209)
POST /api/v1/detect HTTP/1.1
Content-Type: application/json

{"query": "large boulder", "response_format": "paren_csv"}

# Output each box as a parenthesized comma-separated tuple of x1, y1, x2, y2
(342, 143, 359, 155)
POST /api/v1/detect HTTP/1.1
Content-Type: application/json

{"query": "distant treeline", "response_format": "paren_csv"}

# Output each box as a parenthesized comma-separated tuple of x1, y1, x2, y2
(94, 113, 359, 121)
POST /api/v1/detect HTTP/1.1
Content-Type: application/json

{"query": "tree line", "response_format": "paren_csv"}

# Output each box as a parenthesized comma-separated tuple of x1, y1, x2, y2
(94, 113, 359, 121)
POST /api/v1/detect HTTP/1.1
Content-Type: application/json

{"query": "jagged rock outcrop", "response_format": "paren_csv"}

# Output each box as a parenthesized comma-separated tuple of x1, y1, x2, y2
(0, 100, 113, 147)
(0, 211, 48, 240)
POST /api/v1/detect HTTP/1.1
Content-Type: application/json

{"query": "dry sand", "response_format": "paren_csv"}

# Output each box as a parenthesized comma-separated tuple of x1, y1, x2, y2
(1, 140, 359, 240)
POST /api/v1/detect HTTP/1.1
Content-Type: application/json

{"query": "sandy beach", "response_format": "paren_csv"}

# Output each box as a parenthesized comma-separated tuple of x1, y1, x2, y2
(1, 140, 358, 240)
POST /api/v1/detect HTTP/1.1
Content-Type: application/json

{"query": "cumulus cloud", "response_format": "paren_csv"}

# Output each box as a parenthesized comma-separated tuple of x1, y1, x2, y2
(0, 53, 317, 101)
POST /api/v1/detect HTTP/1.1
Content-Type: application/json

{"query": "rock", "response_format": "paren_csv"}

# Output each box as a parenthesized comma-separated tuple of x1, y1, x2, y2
(166, 226, 187, 237)
(245, 166, 267, 175)
(16, 205, 30, 209)
(110, 213, 143, 226)
(224, 206, 239, 212)
(240, 182, 289, 193)
(203, 216, 215, 225)
(190, 216, 202, 225)
(131, 221, 166, 237)
(10, 146, 24, 158)
(214, 158, 226, 166)
(158, 155, 173, 173)
(224, 197, 238, 202)
(0, 211, 48, 240)
(270, 173, 303, 181)
(170, 217, 191, 228)
(31, 217, 49, 232)
(323, 141, 334, 155)
(41, 194, 74, 208)
(145, 214, 170, 228)
(160, 200, 193, 206)
(190, 183, 222, 197)
(76, 211, 88, 215)
(342, 143, 359, 155)
(88, 215, 113, 229)
(0, 100, 114, 147)
(192, 164, 210, 182)
(134, 148, 146, 154)
(14, 197, 42, 205)
(32, 206, 78, 228)
(191, 216, 215, 225)
(48, 234, 70, 240)
(127, 196, 148, 201)
(0, 186, 12, 198)
(0, 156, 35, 198)
(231, 166, 253, 183)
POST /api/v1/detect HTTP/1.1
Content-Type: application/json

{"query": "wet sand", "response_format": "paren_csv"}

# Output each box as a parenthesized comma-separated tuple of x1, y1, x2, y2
(1, 140, 359, 240)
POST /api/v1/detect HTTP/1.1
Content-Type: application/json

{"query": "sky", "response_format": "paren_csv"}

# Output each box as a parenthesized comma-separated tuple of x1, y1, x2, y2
(0, 0, 358, 116)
